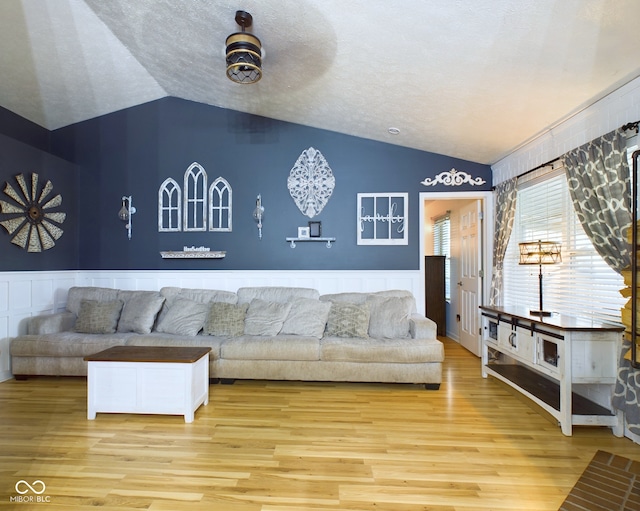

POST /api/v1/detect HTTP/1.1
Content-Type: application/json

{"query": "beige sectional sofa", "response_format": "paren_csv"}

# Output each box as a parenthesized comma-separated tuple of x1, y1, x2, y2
(10, 285, 444, 389)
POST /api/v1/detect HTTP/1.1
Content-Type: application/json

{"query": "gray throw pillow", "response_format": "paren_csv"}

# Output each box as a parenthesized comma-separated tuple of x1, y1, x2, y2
(281, 298, 331, 338)
(66, 287, 120, 315)
(244, 298, 292, 336)
(75, 299, 124, 334)
(204, 302, 248, 337)
(366, 295, 412, 339)
(325, 302, 370, 338)
(155, 298, 209, 336)
(117, 291, 166, 334)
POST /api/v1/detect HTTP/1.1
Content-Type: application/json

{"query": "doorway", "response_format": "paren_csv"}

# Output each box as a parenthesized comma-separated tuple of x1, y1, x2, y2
(420, 191, 493, 357)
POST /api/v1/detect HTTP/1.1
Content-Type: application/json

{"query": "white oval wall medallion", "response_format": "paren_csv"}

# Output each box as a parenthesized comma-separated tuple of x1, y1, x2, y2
(287, 147, 335, 218)
(0, 173, 66, 252)
(421, 168, 486, 187)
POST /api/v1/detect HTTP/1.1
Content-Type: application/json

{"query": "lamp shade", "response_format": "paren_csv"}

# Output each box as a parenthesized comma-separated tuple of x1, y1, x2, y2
(518, 240, 561, 265)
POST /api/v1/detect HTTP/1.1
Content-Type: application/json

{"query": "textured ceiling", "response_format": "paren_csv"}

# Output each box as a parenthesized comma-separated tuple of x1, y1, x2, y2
(0, 0, 639, 164)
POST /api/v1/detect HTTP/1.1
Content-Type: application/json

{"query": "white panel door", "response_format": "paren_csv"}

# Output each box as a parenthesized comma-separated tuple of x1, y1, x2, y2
(459, 200, 482, 356)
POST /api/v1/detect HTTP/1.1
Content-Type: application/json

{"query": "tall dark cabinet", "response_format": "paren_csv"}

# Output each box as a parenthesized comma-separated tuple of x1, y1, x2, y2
(424, 255, 446, 336)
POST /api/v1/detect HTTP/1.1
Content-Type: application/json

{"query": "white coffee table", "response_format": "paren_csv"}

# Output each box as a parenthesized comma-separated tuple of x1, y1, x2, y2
(85, 346, 210, 423)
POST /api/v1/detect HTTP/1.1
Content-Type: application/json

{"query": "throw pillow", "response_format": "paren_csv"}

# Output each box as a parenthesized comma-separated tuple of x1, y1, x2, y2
(366, 295, 412, 339)
(244, 298, 292, 336)
(281, 298, 331, 338)
(117, 291, 166, 334)
(319, 292, 368, 305)
(75, 299, 124, 334)
(155, 297, 209, 336)
(66, 287, 119, 315)
(325, 302, 370, 338)
(204, 302, 249, 337)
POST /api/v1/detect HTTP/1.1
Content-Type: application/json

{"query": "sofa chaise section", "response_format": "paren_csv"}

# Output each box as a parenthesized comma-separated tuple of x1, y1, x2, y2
(11, 332, 132, 378)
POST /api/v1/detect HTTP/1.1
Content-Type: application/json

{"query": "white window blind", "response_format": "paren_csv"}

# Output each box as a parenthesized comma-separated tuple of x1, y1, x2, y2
(503, 168, 625, 324)
(433, 214, 451, 300)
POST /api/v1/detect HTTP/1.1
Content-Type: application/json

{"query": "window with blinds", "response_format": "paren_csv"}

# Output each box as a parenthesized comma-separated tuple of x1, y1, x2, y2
(502, 168, 625, 324)
(433, 214, 451, 300)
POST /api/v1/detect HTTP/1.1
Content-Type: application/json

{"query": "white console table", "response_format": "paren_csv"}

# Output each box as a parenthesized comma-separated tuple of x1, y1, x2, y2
(480, 306, 623, 436)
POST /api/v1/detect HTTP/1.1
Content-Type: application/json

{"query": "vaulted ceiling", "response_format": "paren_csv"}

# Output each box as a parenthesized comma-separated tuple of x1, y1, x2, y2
(1, 0, 639, 164)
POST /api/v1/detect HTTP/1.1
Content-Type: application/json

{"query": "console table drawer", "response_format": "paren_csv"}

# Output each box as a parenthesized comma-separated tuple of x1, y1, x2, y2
(497, 324, 535, 362)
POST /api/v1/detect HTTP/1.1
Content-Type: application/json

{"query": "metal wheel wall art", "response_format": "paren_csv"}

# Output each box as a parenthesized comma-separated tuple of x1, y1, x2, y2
(287, 147, 335, 218)
(0, 173, 66, 252)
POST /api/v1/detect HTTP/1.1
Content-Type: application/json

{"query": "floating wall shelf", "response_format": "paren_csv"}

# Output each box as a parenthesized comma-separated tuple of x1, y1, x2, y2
(160, 251, 226, 259)
(286, 237, 335, 248)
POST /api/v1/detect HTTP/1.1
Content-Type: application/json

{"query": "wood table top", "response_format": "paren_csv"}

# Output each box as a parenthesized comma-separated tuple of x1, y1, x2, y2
(84, 346, 211, 363)
(479, 305, 625, 332)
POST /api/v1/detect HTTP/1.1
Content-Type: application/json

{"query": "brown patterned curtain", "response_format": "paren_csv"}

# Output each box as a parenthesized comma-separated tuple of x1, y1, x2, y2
(562, 128, 632, 274)
(489, 177, 518, 306)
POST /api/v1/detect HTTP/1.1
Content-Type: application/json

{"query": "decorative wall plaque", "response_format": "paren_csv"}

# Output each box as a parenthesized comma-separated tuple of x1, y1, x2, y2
(420, 168, 486, 187)
(0, 173, 66, 252)
(287, 147, 335, 218)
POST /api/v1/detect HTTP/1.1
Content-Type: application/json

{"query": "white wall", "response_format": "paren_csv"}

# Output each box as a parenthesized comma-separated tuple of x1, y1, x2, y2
(0, 269, 424, 382)
(492, 76, 640, 184)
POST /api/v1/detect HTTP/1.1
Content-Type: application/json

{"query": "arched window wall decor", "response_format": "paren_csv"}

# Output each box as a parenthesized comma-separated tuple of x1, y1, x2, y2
(158, 163, 233, 233)
(209, 177, 232, 232)
(158, 178, 181, 232)
(183, 162, 207, 231)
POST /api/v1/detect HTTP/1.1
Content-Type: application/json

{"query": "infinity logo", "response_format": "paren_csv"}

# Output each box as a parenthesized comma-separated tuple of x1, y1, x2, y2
(15, 480, 46, 494)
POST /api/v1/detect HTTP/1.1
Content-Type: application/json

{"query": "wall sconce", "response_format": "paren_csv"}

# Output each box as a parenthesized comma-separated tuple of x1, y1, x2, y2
(118, 195, 136, 240)
(518, 240, 561, 316)
(252, 194, 264, 239)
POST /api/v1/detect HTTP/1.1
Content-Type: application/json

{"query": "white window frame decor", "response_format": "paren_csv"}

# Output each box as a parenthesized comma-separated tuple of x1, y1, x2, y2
(357, 192, 408, 245)
(209, 177, 232, 232)
(158, 178, 182, 232)
(183, 162, 207, 232)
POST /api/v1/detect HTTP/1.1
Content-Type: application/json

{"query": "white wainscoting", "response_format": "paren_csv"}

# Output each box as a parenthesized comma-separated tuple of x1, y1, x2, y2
(75, 270, 423, 304)
(0, 269, 424, 382)
(0, 271, 77, 382)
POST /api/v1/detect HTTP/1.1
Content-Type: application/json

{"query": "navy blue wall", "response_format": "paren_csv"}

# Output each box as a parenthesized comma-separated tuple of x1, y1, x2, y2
(49, 97, 491, 271)
(0, 107, 79, 271)
(0, 106, 50, 153)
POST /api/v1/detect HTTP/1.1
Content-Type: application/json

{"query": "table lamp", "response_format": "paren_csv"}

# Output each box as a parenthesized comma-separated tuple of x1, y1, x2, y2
(518, 240, 562, 316)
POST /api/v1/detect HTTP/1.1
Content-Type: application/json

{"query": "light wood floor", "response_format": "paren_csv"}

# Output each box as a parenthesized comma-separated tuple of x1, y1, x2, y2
(1, 338, 639, 511)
